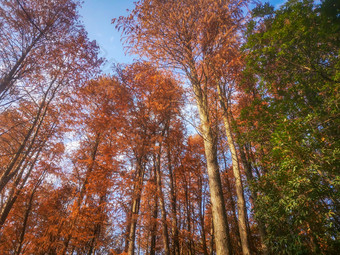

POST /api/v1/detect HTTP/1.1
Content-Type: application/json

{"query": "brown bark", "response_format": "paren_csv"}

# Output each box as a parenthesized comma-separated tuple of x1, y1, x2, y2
(167, 145, 180, 255)
(87, 195, 106, 255)
(239, 145, 268, 255)
(127, 159, 146, 255)
(184, 178, 194, 255)
(209, 223, 214, 255)
(198, 177, 209, 255)
(0, 24, 50, 97)
(191, 74, 232, 255)
(217, 83, 251, 255)
(15, 176, 43, 255)
(221, 148, 242, 250)
(0, 75, 58, 193)
(0, 144, 43, 230)
(155, 147, 170, 255)
(149, 190, 158, 255)
(230, 108, 268, 254)
(181, 46, 233, 254)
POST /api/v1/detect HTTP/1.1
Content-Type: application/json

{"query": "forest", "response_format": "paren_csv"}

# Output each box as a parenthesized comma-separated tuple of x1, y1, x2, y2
(0, 0, 339, 254)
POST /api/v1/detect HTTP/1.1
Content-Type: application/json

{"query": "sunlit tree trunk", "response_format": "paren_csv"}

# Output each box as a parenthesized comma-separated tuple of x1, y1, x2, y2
(217, 83, 251, 255)
(230, 108, 269, 254)
(191, 73, 232, 255)
(155, 149, 170, 255)
(221, 147, 242, 250)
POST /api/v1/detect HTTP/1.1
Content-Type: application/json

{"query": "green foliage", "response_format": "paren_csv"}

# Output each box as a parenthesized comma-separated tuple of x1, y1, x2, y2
(242, 0, 340, 253)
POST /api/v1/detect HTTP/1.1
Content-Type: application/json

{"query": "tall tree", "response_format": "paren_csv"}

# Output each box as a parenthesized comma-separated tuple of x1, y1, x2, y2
(114, 1, 250, 253)
(241, 0, 340, 253)
(0, 0, 101, 229)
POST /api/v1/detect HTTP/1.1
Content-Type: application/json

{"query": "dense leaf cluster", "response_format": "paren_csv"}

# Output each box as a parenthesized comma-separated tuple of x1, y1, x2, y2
(241, 0, 339, 253)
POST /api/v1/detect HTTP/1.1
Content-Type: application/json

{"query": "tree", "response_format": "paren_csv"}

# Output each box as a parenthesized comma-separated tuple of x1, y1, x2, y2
(241, 0, 340, 253)
(0, 0, 101, 230)
(114, 1, 250, 253)
(71, 62, 184, 255)
(0, 0, 100, 100)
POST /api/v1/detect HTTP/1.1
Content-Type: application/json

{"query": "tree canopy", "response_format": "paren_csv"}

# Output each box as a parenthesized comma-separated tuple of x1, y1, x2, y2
(0, 0, 338, 254)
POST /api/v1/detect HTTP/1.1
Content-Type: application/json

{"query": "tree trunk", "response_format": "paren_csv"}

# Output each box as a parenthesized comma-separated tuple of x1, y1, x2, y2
(87, 195, 106, 255)
(127, 160, 146, 255)
(185, 178, 193, 255)
(15, 179, 41, 255)
(155, 149, 170, 255)
(217, 83, 251, 255)
(0, 145, 43, 230)
(230, 108, 269, 255)
(221, 148, 242, 250)
(239, 145, 268, 255)
(61, 134, 101, 255)
(199, 177, 209, 255)
(191, 77, 232, 255)
(0, 75, 58, 193)
(149, 190, 158, 255)
(0, 24, 50, 98)
(197, 103, 232, 254)
(209, 224, 214, 255)
(167, 145, 180, 255)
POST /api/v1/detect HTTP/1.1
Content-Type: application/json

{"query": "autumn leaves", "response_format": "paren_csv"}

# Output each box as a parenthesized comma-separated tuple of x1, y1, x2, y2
(1, 0, 338, 254)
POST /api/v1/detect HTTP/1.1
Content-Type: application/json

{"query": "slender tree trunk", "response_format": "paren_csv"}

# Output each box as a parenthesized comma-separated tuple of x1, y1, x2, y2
(0, 145, 43, 230)
(15, 179, 42, 255)
(167, 145, 180, 255)
(127, 160, 146, 255)
(217, 83, 251, 255)
(209, 223, 214, 255)
(149, 189, 158, 255)
(221, 149, 242, 250)
(230, 107, 269, 255)
(0, 101, 46, 192)
(155, 149, 170, 255)
(87, 195, 106, 255)
(0, 75, 58, 193)
(199, 177, 209, 255)
(189, 73, 232, 255)
(62, 134, 101, 255)
(184, 179, 193, 255)
(0, 24, 50, 97)
(127, 193, 141, 255)
(239, 145, 268, 255)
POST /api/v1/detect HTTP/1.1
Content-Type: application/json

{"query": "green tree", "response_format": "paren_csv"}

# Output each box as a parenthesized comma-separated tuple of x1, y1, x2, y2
(241, 0, 340, 253)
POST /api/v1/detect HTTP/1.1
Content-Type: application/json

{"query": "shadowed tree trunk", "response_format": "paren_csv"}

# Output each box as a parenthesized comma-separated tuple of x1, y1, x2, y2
(149, 183, 158, 255)
(198, 176, 209, 255)
(127, 158, 146, 255)
(15, 176, 43, 255)
(155, 148, 170, 255)
(167, 144, 180, 255)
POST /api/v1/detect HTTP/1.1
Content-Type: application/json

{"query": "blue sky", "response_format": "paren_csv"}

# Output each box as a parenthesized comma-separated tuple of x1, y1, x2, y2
(79, 0, 285, 74)
(79, 0, 136, 73)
